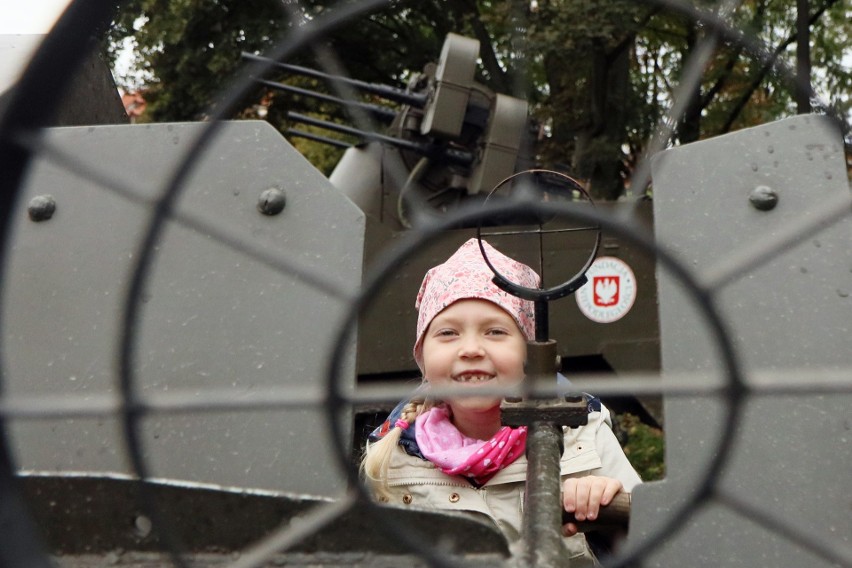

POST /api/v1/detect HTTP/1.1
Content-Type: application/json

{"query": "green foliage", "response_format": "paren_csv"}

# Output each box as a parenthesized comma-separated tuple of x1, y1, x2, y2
(617, 413, 665, 482)
(108, 0, 285, 121)
(107, 0, 852, 199)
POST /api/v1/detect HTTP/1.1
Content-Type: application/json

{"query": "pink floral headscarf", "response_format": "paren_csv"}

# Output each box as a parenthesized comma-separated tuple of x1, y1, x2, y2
(413, 238, 540, 370)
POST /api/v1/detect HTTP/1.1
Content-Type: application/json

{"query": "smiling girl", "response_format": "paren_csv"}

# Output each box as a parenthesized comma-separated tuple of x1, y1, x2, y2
(361, 239, 641, 564)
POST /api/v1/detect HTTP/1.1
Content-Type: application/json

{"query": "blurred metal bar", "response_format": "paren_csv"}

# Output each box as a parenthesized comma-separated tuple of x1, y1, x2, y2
(715, 486, 851, 567)
(2, 367, 850, 420)
(699, 190, 852, 291)
(229, 492, 358, 568)
(796, 0, 812, 113)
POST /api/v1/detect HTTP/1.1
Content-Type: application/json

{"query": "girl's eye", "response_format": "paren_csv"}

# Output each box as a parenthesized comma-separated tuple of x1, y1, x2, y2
(486, 328, 509, 336)
(435, 329, 458, 337)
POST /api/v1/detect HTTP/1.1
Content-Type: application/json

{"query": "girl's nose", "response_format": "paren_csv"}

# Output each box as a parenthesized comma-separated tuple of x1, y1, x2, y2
(458, 335, 485, 358)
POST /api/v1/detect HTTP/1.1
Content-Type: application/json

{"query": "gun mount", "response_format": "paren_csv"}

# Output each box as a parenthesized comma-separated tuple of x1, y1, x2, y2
(1, 4, 850, 566)
(245, 33, 663, 426)
(249, 33, 533, 225)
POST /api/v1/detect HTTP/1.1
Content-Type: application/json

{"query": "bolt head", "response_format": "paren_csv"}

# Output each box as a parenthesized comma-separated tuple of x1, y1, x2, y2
(257, 188, 286, 216)
(749, 186, 778, 211)
(28, 195, 57, 222)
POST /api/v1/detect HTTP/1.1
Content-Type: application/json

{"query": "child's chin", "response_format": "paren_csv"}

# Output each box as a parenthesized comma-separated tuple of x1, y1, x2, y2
(449, 397, 503, 412)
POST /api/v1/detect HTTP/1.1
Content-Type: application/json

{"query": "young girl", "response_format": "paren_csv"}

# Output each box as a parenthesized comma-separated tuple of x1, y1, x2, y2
(362, 238, 641, 564)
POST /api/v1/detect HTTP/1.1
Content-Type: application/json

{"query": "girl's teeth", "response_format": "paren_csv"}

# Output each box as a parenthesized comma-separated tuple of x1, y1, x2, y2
(457, 374, 490, 382)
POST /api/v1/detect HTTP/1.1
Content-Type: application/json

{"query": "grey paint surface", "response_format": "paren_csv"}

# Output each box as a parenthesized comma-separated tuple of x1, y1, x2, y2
(629, 115, 851, 565)
(3, 121, 364, 497)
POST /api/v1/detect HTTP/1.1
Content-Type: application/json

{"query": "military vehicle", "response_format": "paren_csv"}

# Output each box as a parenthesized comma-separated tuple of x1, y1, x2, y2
(0, 1, 849, 567)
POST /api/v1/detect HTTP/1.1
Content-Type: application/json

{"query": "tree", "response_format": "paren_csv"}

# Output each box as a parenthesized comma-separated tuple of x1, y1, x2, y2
(107, 0, 851, 198)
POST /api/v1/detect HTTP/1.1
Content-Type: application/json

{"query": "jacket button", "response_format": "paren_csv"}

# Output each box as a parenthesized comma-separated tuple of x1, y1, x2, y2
(449, 493, 460, 503)
(402, 494, 413, 504)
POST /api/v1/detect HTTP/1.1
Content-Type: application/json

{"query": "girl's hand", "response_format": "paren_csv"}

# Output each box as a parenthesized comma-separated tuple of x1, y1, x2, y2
(561, 475, 623, 537)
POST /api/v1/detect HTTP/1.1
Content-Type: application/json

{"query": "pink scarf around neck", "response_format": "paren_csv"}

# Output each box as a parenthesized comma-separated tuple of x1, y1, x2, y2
(415, 406, 527, 485)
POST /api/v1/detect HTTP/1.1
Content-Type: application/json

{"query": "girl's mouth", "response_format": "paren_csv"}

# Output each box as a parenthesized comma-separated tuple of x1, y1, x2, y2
(453, 372, 494, 384)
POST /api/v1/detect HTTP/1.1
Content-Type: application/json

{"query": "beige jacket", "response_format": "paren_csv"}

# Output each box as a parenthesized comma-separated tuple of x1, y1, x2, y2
(374, 407, 642, 565)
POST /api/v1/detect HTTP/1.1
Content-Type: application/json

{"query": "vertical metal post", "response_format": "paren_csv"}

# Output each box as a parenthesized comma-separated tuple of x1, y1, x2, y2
(534, 300, 549, 343)
(796, 0, 812, 113)
(523, 421, 565, 567)
(520, 339, 565, 566)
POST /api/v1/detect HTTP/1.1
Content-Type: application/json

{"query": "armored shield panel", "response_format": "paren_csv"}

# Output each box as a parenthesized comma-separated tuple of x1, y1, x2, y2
(629, 115, 851, 566)
(3, 121, 364, 497)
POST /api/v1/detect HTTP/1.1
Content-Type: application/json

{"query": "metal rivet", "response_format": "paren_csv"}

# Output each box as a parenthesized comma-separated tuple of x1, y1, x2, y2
(133, 515, 152, 538)
(257, 188, 286, 216)
(748, 186, 778, 211)
(449, 493, 460, 503)
(402, 494, 413, 504)
(28, 195, 56, 222)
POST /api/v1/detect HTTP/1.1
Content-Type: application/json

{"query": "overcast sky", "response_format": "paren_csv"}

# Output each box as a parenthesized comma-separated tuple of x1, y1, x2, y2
(0, 0, 70, 34)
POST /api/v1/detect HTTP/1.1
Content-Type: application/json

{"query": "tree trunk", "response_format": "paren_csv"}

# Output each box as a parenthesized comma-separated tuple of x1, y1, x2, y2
(678, 24, 702, 144)
(573, 41, 631, 201)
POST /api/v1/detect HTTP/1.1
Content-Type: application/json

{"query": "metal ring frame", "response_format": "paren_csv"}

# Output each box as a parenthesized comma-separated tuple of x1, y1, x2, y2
(0, 0, 850, 567)
(475, 169, 601, 302)
(326, 197, 744, 568)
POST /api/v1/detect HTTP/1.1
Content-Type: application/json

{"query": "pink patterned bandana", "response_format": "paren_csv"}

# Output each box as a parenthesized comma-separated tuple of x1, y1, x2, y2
(415, 406, 527, 485)
(413, 239, 540, 371)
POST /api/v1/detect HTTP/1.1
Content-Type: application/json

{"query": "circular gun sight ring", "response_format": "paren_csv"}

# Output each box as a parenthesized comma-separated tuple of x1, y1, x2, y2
(475, 169, 601, 302)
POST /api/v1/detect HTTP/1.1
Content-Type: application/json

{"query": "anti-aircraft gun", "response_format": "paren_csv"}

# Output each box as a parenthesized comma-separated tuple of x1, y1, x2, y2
(1, 2, 850, 567)
(245, 33, 663, 430)
(3, 26, 636, 566)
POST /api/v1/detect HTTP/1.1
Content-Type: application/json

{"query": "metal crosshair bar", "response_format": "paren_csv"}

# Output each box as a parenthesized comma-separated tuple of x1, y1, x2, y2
(500, 336, 589, 566)
(500, 312, 630, 565)
(475, 169, 621, 565)
(475, 170, 621, 564)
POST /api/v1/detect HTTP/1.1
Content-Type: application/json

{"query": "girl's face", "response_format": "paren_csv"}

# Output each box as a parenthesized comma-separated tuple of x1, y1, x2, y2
(421, 299, 526, 415)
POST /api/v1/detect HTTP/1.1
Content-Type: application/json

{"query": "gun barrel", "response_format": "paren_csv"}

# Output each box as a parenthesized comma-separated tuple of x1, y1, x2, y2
(255, 78, 397, 123)
(285, 129, 353, 150)
(242, 52, 427, 108)
(287, 112, 473, 166)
